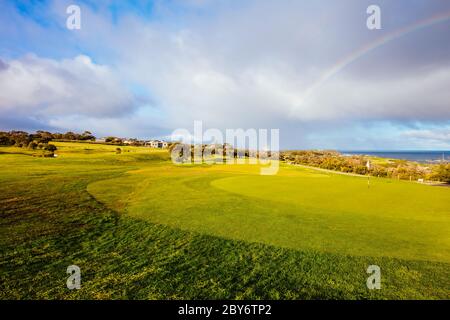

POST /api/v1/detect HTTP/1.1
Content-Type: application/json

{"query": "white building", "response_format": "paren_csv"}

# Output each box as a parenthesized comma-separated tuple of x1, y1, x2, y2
(145, 140, 169, 148)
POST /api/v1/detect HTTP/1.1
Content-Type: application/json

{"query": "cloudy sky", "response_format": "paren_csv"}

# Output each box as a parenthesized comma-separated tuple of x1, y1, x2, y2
(0, 0, 449, 150)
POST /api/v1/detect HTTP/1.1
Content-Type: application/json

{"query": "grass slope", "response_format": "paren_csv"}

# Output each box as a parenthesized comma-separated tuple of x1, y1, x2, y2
(1, 142, 449, 299)
(89, 163, 449, 263)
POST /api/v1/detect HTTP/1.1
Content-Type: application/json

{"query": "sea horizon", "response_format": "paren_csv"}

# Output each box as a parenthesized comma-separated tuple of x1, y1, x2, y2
(340, 150, 449, 163)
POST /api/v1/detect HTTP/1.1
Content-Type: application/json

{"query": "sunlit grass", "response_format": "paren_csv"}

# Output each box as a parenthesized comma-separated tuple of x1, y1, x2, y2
(1, 142, 449, 299)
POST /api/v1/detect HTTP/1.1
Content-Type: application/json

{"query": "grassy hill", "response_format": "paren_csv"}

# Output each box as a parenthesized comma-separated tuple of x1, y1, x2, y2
(1, 142, 449, 299)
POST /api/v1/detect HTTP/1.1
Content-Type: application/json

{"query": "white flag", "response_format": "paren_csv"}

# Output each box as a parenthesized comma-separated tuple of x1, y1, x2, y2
(366, 160, 371, 170)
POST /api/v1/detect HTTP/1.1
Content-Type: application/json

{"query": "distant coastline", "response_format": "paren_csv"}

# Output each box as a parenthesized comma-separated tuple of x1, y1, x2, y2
(341, 151, 449, 163)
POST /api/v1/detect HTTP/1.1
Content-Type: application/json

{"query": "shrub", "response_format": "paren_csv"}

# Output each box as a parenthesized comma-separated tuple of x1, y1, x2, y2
(430, 164, 450, 183)
(28, 141, 38, 150)
(44, 144, 57, 152)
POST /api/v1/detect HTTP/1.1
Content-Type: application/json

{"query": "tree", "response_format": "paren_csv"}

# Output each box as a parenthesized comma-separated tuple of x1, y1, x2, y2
(81, 131, 95, 141)
(105, 136, 122, 144)
(36, 131, 53, 143)
(44, 144, 57, 152)
(63, 132, 77, 140)
(431, 164, 450, 183)
(28, 141, 38, 150)
(0, 133, 11, 145)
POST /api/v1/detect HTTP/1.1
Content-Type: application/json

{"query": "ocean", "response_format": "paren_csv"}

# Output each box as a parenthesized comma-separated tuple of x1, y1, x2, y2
(341, 151, 450, 163)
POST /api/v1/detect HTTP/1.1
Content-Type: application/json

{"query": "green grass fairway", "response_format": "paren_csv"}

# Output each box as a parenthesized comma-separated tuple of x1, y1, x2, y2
(89, 162, 449, 263)
(1, 142, 449, 299)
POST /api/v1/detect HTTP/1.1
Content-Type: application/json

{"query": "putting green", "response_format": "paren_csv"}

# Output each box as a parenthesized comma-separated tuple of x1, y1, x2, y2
(88, 163, 450, 263)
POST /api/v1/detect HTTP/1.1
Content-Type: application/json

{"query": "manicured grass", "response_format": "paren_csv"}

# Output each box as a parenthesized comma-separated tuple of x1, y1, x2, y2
(89, 162, 449, 263)
(1, 142, 449, 299)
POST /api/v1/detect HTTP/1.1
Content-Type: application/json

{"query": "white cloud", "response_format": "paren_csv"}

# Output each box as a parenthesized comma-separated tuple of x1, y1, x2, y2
(1, 0, 450, 149)
(75, 0, 450, 131)
(403, 128, 450, 143)
(292, 67, 450, 121)
(0, 54, 135, 118)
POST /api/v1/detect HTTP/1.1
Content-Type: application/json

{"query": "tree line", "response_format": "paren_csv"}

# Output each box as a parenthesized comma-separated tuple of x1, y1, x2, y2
(1, 132, 448, 183)
(168, 143, 276, 163)
(0, 130, 56, 153)
(281, 150, 450, 183)
(0, 130, 94, 156)
(0, 130, 95, 145)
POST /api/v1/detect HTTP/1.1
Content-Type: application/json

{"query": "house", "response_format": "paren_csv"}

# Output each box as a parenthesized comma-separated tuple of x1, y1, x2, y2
(145, 140, 169, 149)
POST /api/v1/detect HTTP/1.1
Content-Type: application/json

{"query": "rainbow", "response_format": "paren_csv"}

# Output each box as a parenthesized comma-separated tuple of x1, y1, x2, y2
(292, 10, 450, 112)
